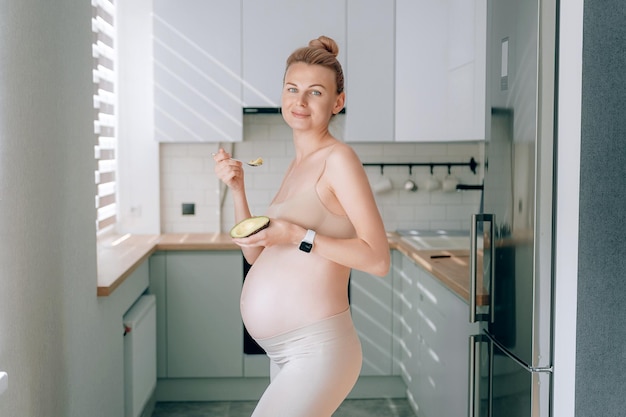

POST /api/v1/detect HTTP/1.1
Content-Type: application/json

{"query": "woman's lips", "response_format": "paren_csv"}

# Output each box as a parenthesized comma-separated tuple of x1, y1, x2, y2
(291, 111, 309, 118)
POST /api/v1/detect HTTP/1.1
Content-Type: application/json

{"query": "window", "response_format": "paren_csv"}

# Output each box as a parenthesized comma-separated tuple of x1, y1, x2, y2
(92, 0, 117, 233)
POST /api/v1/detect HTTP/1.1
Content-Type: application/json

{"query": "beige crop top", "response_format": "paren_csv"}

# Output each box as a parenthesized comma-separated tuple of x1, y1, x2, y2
(265, 159, 356, 240)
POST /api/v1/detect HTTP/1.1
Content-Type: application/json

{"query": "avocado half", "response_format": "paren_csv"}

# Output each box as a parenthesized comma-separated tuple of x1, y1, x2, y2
(229, 216, 270, 238)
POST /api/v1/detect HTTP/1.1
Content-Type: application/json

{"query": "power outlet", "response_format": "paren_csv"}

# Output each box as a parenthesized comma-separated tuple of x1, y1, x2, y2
(0, 372, 7, 396)
(182, 203, 195, 216)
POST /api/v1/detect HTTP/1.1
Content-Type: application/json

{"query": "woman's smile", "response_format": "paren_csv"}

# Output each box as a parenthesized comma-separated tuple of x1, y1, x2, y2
(281, 62, 343, 131)
(291, 110, 310, 118)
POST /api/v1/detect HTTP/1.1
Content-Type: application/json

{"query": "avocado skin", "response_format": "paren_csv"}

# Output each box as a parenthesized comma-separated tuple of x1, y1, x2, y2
(230, 216, 270, 238)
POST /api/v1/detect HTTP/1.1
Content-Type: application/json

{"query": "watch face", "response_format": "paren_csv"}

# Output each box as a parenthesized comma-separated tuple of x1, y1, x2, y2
(299, 241, 313, 253)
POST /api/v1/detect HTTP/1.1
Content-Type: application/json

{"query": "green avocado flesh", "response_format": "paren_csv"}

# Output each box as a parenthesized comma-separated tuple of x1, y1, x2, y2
(230, 216, 270, 238)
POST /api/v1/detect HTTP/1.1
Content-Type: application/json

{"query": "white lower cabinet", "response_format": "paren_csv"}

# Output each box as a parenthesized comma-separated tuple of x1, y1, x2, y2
(394, 252, 421, 407)
(350, 268, 393, 376)
(393, 250, 479, 417)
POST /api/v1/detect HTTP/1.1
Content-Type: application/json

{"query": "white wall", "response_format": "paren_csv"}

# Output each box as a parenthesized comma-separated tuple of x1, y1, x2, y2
(159, 115, 484, 233)
(116, 0, 161, 235)
(0, 2, 139, 416)
(551, 0, 584, 416)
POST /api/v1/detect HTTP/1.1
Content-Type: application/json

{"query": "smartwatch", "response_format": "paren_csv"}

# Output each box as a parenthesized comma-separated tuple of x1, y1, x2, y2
(299, 229, 316, 253)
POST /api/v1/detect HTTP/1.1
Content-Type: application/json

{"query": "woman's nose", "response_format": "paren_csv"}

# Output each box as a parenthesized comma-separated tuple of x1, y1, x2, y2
(295, 93, 307, 106)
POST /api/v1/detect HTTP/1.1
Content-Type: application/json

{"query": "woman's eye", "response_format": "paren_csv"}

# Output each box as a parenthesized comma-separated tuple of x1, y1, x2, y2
(310, 90, 321, 96)
(287, 87, 297, 93)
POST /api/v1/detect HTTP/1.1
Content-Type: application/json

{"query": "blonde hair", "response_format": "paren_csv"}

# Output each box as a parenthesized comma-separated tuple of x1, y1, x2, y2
(285, 36, 344, 94)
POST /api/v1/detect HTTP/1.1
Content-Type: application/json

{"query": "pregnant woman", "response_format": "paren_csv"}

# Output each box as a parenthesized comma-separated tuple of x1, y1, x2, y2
(213, 35, 390, 417)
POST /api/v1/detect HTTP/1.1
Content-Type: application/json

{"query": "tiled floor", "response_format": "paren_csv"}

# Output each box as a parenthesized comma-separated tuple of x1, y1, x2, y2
(152, 398, 417, 417)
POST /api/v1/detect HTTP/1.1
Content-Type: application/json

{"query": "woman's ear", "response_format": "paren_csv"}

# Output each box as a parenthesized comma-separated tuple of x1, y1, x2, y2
(333, 92, 346, 115)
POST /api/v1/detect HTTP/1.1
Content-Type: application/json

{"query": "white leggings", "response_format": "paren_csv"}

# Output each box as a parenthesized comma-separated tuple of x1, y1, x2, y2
(251, 308, 362, 417)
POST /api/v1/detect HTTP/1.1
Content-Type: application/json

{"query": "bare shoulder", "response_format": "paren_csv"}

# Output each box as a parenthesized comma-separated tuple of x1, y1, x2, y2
(326, 142, 362, 171)
(323, 142, 370, 196)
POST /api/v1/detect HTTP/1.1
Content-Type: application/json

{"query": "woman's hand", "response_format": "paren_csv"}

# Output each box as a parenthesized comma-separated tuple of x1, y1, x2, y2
(214, 148, 259, 263)
(213, 148, 245, 191)
(232, 218, 302, 249)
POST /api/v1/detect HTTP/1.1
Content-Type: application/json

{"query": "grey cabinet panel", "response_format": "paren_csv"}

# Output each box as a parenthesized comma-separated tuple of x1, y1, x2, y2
(149, 252, 168, 378)
(165, 251, 243, 378)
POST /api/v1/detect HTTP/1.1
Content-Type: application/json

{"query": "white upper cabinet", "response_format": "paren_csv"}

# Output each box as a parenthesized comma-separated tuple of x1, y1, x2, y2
(153, 0, 243, 142)
(149, 1, 485, 143)
(242, 0, 346, 108)
(344, 0, 395, 142)
(395, 0, 486, 141)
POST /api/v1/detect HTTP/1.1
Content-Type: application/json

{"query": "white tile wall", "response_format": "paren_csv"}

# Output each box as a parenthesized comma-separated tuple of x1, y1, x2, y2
(160, 114, 484, 233)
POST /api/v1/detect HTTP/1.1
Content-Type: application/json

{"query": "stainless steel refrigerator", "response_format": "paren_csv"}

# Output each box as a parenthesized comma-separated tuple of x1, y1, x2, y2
(468, 0, 557, 416)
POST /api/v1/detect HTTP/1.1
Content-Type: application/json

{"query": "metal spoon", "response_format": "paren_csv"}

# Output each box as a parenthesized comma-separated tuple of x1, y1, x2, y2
(212, 153, 263, 166)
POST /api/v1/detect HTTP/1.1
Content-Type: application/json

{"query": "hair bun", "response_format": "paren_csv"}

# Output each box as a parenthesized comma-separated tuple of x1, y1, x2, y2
(308, 35, 339, 57)
(285, 35, 344, 94)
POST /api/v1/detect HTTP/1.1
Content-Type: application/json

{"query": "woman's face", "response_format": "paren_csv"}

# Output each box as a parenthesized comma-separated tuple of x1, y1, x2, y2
(281, 62, 345, 133)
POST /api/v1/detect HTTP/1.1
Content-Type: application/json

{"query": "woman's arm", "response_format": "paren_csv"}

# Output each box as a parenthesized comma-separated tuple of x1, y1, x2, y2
(313, 144, 390, 276)
(232, 144, 390, 277)
(213, 149, 264, 264)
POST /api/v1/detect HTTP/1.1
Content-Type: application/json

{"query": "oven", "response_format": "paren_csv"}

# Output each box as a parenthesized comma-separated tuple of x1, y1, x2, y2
(243, 258, 265, 354)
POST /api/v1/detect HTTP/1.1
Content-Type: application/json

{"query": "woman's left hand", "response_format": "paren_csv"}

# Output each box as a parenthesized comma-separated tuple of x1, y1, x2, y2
(232, 218, 302, 248)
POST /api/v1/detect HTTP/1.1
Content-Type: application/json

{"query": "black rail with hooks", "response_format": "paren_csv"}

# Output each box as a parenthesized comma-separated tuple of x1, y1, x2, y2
(362, 157, 479, 175)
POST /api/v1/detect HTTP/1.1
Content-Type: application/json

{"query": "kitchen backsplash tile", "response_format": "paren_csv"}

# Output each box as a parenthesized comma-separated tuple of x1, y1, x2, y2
(160, 115, 483, 233)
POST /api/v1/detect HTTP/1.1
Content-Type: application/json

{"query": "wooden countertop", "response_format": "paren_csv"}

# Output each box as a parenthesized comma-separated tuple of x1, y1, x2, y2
(97, 233, 238, 296)
(98, 232, 487, 306)
(387, 233, 489, 306)
(156, 233, 240, 250)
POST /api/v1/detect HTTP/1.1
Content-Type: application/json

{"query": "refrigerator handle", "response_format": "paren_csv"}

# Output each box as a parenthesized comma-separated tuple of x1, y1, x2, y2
(469, 334, 492, 417)
(488, 337, 494, 417)
(468, 334, 478, 417)
(470, 214, 495, 323)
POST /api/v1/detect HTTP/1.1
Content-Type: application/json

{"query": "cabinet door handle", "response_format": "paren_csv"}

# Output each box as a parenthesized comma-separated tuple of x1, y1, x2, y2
(469, 214, 495, 323)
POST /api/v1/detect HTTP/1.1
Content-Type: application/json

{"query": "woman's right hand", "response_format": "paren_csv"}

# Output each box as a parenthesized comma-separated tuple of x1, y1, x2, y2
(213, 148, 245, 191)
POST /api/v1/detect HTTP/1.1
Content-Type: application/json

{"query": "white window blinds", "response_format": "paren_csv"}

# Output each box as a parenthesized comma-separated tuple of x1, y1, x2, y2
(92, 0, 117, 232)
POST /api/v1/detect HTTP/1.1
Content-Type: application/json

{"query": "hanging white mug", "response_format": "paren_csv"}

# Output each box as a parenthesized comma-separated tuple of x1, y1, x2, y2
(404, 178, 418, 192)
(425, 176, 441, 191)
(372, 176, 393, 194)
(442, 175, 460, 192)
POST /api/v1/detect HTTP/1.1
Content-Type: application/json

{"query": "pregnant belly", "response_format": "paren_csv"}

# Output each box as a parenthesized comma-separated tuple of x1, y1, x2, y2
(240, 246, 350, 339)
